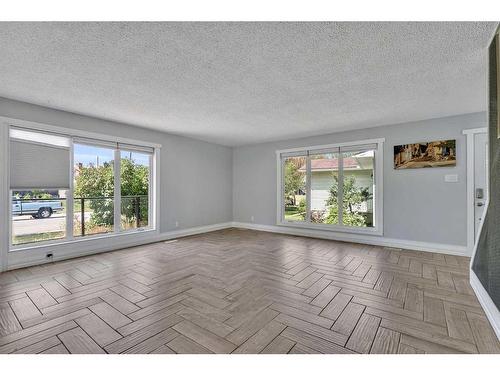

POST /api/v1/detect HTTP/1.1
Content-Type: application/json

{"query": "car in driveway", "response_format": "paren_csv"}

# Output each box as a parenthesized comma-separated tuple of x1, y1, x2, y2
(12, 199, 63, 218)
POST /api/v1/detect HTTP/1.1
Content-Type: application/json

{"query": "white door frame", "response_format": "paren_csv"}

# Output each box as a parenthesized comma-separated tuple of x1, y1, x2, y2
(463, 127, 488, 255)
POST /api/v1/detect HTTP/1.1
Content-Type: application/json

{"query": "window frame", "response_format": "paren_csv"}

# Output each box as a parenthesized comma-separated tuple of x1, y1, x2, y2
(6, 120, 161, 252)
(276, 138, 384, 236)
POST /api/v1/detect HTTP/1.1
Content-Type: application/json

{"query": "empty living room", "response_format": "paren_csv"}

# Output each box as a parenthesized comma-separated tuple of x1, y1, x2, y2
(1, 1, 499, 372)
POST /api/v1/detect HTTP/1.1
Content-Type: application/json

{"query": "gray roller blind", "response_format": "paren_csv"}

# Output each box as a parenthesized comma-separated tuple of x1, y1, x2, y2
(308, 147, 340, 156)
(10, 140, 70, 189)
(118, 143, 154, 154)
(340, 143, 378, 153)
(72, 137, 117, 150)
(281, 150, 307, 158)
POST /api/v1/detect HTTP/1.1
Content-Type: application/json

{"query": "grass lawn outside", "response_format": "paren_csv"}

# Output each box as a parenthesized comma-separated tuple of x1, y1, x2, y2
(284, 206, 304, 221)
(284, 194, 306, 221)
(12, 231, 66, 245)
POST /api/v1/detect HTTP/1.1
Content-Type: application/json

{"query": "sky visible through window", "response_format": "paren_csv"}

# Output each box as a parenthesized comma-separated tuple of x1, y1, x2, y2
(74, 144, 149, 167)
(120, 150, 150, 166)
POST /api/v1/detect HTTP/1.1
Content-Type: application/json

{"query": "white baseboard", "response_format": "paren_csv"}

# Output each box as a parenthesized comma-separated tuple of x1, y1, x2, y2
(470, 270, 500, 340)
(231, 222, 469, 256)
(6, 222, 233, 271)
(156, 222, 233, 241)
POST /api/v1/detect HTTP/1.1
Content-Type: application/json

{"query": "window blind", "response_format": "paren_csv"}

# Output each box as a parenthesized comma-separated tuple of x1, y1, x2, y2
(340, 143, 378, 153)
(10, 140, 70, 189)
(280, 150, 307, 158)
(308, 147, 340, 156)
(118, 143, 154, 154)
(73, 137, 117, 150)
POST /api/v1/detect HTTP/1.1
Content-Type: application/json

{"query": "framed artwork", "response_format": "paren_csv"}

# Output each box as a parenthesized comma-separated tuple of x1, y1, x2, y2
(394, 140, 456, 169)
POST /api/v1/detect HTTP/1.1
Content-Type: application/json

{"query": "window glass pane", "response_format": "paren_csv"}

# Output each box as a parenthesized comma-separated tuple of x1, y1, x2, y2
(310, 152, 339, 224)
(11, 189, 67, 245)
(120, 150, 151, 231)
(283, 156, 306, 222)
(341, 150, 374, 227)
(73, 144, 115, 237)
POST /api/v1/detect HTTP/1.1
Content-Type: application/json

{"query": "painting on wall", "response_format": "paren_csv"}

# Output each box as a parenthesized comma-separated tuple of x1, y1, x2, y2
(394, 140, 456, 169)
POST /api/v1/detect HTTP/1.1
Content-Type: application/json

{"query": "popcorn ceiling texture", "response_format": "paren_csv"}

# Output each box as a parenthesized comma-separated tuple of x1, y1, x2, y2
(0, 22, 497, 146)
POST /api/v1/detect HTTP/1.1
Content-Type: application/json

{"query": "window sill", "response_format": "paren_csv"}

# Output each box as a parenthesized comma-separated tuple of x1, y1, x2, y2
(9, 227, 157, 252)
(277, 221, 383, 236)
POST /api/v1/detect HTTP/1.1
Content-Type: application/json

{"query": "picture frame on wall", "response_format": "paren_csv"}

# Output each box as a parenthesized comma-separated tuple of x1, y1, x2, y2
(394, 140, 456, 169)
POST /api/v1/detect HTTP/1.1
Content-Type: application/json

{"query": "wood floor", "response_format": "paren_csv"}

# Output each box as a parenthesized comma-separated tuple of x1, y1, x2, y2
(0, 228, 499, 354)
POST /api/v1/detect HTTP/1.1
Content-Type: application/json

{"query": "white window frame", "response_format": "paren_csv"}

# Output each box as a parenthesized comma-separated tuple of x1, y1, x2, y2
(4, 119, 161, 252)
(276, 138, 384, 236)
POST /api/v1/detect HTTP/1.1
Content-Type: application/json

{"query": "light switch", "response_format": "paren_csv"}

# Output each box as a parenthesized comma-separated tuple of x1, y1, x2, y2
(444, 174, 458, 183)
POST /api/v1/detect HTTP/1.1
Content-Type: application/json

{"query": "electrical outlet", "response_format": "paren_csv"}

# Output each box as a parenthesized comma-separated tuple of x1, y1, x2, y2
(251, 216, 254, 222)
(175, 221, 179, 227)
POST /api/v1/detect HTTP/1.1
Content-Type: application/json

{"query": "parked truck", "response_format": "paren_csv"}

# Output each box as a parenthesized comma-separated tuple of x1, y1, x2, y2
(12, 199, 63, 218)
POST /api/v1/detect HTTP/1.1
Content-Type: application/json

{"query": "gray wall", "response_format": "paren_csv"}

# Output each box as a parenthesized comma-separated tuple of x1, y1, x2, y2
(233, 112, 486, 247)
(0, 95, 488, 256)
(0, 97, 233, 233)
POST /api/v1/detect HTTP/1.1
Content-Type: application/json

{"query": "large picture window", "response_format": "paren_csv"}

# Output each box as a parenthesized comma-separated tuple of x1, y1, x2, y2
(277, 139, 383, 235)
(9, 126, 157, 249)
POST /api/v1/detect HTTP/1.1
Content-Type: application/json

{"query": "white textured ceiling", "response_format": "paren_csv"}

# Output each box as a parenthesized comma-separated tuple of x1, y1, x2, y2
(0, 22, 497, 146)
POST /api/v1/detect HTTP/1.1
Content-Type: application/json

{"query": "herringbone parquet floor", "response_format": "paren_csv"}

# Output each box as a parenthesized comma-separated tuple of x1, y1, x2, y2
(0, 228, 499, 354)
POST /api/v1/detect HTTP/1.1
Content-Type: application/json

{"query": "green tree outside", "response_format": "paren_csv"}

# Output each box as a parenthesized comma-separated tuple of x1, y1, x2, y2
(284, 158, 305, 206)
(326, 175, 372, 226)
(74, 161, 115, 228)
(120, 157, 149, 228)
(74, 158, 149, 230)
